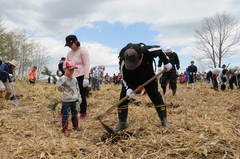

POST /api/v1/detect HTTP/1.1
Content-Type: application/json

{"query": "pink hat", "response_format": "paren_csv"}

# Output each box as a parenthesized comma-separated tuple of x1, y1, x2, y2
(63, 60, 78, 69)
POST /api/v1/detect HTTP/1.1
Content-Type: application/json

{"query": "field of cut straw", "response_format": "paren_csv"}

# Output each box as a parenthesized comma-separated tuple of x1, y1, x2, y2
(0, 79, 239, 159)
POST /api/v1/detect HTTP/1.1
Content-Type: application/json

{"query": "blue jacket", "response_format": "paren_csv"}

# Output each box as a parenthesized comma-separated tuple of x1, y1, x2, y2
(0, 62, 13, 82)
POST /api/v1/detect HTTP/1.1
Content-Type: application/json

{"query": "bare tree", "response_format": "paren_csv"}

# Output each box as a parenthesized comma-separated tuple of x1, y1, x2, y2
(31, 43, 50, 79)
(0, 17, 7, 58)
(0, 25, 50, 79)
(194, 12, 240, 68)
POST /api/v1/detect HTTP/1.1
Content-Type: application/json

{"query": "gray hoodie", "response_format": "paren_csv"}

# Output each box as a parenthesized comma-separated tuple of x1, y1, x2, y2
(56, 76, 81, 102)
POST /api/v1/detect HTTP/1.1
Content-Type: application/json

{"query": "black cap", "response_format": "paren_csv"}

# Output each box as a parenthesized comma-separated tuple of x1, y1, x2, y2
(124, 44, 142, 70)
(65, 35, 78, 47)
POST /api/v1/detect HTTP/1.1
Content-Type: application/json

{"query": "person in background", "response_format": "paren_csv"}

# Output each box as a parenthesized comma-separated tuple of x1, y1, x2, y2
(210, 68, 229, 91)
(56, 60, 82, 136)
(113, 74, 116, 84)
(57, 57, 66, 77)
(0, 60, 18, 100)
(184, 68, 189, 84)
(228, 66, 240, 90)
(65, 35, 90, 121)
(160, 46, 180, 96)
(188, 61, 197, 89)
(114, 43, 172, 132)
(28, 66, 38, 84)
(179, 73, 185, 84)
(104, 73, 110, 84)
(206, 70, 212, 83)
(221, 64, 226, 69)
(48, 76, 51, 84)
(115, 73, 122, 85)
(90, 65, 105, 90)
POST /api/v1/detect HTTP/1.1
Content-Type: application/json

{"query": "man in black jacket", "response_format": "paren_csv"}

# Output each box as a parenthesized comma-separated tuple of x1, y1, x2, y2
(188, 61, 197, 90)
(159, 46, 180, 96)
(114, 43, 172, 132)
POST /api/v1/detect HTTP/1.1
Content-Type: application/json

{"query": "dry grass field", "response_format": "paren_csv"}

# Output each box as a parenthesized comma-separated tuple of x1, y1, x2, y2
(0, 79, 239, 159)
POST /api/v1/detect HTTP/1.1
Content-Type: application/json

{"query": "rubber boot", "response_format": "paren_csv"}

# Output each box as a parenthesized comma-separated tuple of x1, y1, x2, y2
(172, 89, 176, 96)
(191, 83, 194, 90)
(229, 83, 234, 90)
(155, 104, 171, 129)
(55, 114, 62, 124)
(72, 120, 82, 131)
(62, 121, 70, 136)
(162, 88, 166, 96)
(0, 92, 3, 98)
(114, 105, 128, 132)
(5, 93, 11, 100)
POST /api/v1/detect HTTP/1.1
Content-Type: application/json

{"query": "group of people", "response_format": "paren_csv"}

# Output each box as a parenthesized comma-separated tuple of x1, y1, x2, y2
(1, 34, 239, 136)
(55, 39, 175, 136)
(180, 63, 240, 91)
(178, 61, 198, 90)
(58, 38, 240, 135)
(208, 66, 240, 91)
(0, 59, 38, 100)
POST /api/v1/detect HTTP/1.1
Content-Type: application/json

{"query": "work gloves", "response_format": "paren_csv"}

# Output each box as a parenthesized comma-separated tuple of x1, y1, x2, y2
(82, 79, 89, 88)
(164, 63, 172, 72)
(126, 88, 135, 100)
(77, 96, 82, 104)
(9, 74, 13, 77)
(176, 70, 179, 76)
(220, 83, 226, 91)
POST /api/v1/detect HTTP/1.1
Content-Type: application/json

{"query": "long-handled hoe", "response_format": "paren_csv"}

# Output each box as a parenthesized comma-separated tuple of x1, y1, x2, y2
(97, 69, 167, 134)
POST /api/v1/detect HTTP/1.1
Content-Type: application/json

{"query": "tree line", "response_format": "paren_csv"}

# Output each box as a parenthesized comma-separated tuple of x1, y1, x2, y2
(0, 17, 49, 79)
(1, 12, 239, 78)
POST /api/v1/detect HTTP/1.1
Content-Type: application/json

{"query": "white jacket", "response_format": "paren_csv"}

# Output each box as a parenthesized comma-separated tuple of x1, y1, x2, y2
(212, 68, 229, 84)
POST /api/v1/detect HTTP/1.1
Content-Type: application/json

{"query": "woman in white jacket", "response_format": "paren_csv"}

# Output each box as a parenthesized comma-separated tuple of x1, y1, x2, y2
(228, 66, 240, 90)
(211, 68, 229, 91)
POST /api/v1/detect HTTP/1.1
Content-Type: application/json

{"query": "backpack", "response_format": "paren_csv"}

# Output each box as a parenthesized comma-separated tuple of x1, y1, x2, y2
(56, 69, 62, 77)
(118, 43, 162, 71)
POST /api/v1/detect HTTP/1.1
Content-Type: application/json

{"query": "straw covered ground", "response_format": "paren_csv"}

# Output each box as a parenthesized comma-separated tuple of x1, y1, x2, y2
(0, 80, 239, 159)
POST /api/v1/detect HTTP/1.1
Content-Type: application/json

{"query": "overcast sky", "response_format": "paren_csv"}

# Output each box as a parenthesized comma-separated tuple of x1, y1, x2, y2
(1, 0, 240, 76)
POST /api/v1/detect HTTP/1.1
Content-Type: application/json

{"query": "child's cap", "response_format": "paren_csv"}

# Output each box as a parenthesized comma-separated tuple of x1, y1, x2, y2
(63, 60, 78, 69)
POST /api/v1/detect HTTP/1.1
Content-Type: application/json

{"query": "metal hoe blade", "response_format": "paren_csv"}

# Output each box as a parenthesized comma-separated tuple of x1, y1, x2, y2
(97, 116, 115, 134)
(11, 85, 19, 106)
